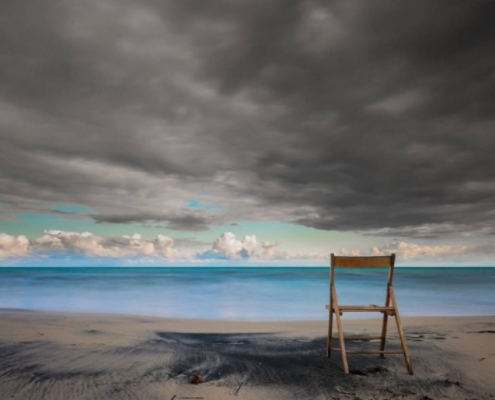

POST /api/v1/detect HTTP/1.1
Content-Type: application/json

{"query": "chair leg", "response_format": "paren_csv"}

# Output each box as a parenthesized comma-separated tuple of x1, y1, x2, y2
(380, 289, 391, 357)
(334, 309, 348, 374)
(390, 288, 413, 375)
(332, 289, 349, 374)
(327, 288, 334, 358)
(379, 313, 389, 358)
(327, 309, 333, 358)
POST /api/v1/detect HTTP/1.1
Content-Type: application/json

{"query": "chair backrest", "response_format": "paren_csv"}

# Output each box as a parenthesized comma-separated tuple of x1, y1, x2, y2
(330, 253, 396, 288)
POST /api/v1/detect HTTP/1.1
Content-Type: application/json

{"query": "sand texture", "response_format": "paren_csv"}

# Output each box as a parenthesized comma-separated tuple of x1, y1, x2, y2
(0, 310, 494, 399)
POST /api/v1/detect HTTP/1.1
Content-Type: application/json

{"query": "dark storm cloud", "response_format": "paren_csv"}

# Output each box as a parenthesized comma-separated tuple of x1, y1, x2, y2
(180, 0, 495, 237)
(91, 209, 224, 231)
(1, 0, 495, 237)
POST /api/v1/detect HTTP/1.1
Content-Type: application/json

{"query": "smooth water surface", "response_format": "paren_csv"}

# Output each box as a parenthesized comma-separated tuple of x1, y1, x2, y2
(0, 267, 493, 320)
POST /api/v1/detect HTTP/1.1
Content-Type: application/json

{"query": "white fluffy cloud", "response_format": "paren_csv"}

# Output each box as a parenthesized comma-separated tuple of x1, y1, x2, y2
(199, 232, 265, 260)
(154, 234, 176, 257)
(199, 232, 282, 260)
(0, 233, 29, 258)
(211, 232, 244, 256)
(197, 232, 325, 262)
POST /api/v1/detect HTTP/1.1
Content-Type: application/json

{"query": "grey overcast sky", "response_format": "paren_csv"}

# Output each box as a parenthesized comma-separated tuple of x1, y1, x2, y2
(1, 0, 495, 265)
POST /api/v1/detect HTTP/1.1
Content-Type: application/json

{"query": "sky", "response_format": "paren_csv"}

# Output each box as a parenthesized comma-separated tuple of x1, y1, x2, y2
(1, 0, 495, 266)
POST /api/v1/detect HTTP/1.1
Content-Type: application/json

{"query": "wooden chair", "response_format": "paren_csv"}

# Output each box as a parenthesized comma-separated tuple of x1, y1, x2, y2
(326, 253, 413, 375)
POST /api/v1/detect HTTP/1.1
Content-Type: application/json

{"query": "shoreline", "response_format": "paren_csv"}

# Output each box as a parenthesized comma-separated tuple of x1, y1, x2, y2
(2, 306, 495, 322)
(0, 310, 494, 399)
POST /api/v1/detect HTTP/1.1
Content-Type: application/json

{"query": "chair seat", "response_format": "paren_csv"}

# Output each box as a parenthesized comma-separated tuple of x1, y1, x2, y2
(326, 304, 396, 315)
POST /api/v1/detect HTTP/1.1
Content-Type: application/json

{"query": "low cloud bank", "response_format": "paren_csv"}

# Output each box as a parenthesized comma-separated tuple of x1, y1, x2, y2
(8, 230, 180, 259)
(340, 240, 495, 262)
(0, 230, 325, 263)
(1, 230, 494, 264)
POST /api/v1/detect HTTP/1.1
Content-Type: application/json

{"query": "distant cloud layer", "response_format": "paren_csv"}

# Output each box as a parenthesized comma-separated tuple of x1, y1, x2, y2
(1, 1, 495, 245)
(2, 230, 495, 265)
(0, 230, 323, 263)
(341, 241, 495, 261)
(30, 230, 179, 258)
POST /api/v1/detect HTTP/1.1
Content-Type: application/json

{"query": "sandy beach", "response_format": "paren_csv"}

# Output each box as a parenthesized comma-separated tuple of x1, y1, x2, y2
(0, 310, 494, 400)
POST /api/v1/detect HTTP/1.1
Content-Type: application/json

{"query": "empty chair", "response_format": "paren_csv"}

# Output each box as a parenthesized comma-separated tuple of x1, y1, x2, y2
(326, 253, 413, 375)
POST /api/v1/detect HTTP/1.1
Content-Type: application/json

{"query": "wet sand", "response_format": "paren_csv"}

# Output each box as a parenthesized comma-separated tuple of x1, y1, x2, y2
(0, 310, 494, 399)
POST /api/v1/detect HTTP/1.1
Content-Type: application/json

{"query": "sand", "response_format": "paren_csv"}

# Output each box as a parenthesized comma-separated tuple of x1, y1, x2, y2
(0, 310, 494, 400)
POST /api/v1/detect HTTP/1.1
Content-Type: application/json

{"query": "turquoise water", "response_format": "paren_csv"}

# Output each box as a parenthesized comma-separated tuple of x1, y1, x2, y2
(0, 267, 493, 321)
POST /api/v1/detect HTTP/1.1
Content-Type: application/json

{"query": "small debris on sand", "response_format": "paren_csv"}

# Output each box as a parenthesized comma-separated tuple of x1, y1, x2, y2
(190, 374, 202, 384)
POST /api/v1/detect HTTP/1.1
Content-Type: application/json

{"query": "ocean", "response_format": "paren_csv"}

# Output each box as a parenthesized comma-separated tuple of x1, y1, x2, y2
(0, 267, 493, 321)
